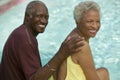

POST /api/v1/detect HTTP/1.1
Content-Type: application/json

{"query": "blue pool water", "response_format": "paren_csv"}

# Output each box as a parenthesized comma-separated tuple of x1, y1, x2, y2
(0, 0, 120, 80)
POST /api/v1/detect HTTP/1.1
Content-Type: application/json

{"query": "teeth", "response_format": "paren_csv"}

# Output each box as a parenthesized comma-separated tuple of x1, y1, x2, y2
(38, 25, 45, 28)
(89, 30, 96, 33)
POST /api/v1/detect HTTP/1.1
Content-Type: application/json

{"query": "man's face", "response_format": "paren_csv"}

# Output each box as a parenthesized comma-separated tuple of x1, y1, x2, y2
(29, 3, 49, 35)
(78, 9, 100, 38)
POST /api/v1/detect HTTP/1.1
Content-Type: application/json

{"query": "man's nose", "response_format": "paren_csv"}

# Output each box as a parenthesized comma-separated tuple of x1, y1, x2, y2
(40, 16, 48, 24)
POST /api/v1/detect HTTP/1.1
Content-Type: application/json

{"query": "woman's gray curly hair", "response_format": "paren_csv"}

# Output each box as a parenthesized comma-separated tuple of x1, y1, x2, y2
(74, 1, 100, 23)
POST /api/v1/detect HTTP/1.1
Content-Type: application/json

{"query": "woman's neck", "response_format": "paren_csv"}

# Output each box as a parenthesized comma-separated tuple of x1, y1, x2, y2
(74, 28, 89, 43)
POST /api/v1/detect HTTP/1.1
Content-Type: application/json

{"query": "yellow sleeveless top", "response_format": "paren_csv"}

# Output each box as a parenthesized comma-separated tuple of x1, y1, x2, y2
(49, 56, 86, 80)
(65, 56, 86, 80)
(48, 75, 54, 80)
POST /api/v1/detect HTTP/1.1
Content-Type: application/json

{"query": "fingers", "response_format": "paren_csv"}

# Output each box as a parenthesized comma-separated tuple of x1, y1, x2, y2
(63, 35, 85, 54)
(66, 36, 84, 49)
(68, 41, 84, 54)
(65, 36, 71, 42)
(65, 35, 84, 44)
(59, 34, 85, 58)
(73, 41, 85, 49)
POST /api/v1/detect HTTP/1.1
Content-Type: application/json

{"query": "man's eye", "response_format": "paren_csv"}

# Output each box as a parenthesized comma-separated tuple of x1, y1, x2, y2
(37, 15, 43, 18)
(45, 16, 49, 19)
(87, 21, 92, 23)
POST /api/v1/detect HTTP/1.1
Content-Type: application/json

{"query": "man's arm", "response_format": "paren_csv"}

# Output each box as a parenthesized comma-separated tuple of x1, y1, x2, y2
(34, 36, 84, 80)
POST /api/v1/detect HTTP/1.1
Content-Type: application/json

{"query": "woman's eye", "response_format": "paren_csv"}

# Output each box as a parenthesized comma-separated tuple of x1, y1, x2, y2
(97, 20, 100, 23)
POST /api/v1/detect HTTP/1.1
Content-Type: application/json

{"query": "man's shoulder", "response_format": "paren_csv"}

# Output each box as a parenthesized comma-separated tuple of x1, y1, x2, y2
(12, 25, 27, 38)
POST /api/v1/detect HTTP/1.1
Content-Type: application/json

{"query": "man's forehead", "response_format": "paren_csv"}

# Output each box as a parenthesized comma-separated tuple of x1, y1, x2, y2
(33, 7, 48, 16)
(33, 3, 47, 10)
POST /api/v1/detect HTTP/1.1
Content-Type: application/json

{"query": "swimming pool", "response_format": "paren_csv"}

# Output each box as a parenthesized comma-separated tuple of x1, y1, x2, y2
(0, 0, 120, 80)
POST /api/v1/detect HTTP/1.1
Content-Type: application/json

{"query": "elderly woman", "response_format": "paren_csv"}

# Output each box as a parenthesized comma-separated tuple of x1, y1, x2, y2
(57, 1, 110, 80)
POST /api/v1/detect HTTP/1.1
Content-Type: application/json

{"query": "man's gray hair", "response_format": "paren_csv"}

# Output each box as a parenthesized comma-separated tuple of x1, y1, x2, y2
(25, 0, 45, 16)
(23, 0, 47, 23)
(74, 1, 100, 23)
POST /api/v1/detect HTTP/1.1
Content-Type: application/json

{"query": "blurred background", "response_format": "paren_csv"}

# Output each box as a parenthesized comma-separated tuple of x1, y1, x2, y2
(0, 0, 120, 80)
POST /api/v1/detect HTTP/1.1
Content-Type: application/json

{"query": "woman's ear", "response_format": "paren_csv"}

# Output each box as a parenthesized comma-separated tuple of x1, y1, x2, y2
(76, 21, 80, 27)
(77, 19, 82, 27)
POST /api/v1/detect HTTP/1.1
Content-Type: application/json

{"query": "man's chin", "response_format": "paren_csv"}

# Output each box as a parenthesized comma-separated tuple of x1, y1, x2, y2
(39, 30, 45, 33)
(91, 35, 96, 38)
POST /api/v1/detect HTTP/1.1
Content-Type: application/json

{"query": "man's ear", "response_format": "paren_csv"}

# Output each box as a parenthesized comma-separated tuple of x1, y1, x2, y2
(29, 14, 32, 18)
(25, 13, 32, 22)
(27, 13, 32, 19)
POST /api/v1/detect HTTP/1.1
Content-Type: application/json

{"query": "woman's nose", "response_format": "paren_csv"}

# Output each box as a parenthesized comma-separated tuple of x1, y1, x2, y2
(92, 22, 99, 29)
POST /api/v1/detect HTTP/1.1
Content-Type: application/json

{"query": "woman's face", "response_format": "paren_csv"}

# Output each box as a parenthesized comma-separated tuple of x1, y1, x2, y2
(77, 9, 100, 38)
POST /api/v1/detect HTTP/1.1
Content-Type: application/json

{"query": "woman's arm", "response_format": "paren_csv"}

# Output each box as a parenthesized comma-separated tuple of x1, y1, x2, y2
(76, 42, 100, 80)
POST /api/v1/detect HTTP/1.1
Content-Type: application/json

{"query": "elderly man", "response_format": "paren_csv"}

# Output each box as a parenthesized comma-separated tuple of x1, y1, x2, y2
(0, 1, 84, 80)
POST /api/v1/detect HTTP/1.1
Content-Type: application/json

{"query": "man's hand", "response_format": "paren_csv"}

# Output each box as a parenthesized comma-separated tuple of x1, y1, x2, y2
(59, 34, 85, 58)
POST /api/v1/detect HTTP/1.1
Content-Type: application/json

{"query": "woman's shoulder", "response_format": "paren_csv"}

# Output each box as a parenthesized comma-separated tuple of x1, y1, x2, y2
(71, 40, 91, 63)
